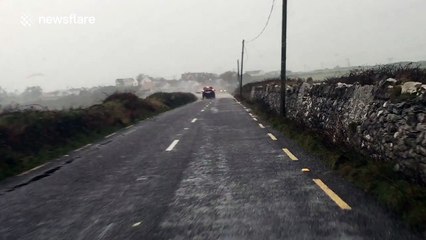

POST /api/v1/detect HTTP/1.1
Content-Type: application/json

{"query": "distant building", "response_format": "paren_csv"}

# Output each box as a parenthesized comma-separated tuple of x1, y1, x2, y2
(116, 78, 138, 87)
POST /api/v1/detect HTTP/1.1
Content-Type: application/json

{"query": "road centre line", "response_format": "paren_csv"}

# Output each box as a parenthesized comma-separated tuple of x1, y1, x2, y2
(267, 133, 278, 141)
(191, 118, 197, 123)
(313, 179, 352, 210)
(282, 148, 298, 160)
(166, 140, 180, 151)
(132, 221, 142, 227)
(259, 123, 265, 128)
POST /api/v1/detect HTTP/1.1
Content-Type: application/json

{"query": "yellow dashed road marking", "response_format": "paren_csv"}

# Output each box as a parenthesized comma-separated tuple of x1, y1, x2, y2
(313, 179, 352, 210)
(282, 148, 298, 161)
(18, 163, 47, 176)
(267, 133, 277, 141)
(105, 133, 116, 138)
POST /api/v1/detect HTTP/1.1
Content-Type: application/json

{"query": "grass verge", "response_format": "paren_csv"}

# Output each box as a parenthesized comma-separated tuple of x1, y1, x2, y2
(0, 92, 197, 181)
(241, 97, 426, 232)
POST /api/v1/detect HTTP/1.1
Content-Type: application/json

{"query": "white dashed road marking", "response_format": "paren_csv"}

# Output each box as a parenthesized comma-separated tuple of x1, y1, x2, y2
(259, 123, 265, 128)
(191, 118, 197, 123)
(166, 140, 180, 151)
(252, 118, 258, 121)
(132, 221, 142, 227)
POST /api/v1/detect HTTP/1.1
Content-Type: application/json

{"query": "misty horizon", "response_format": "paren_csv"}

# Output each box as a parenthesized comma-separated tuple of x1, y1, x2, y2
(1, 0, 426, 92)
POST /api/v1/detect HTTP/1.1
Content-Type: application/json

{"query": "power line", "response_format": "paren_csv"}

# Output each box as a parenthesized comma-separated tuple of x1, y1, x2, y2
(246, 0, 276, 43)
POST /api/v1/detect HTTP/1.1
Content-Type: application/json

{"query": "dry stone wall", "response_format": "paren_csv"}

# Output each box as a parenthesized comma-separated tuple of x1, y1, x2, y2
(247, 79, 426, 184)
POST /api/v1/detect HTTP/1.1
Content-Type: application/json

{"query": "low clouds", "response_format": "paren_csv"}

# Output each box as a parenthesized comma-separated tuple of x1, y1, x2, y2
(0, 0, 425, 91)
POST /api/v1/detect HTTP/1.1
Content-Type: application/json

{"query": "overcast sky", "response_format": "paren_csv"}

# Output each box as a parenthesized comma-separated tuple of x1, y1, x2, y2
(1, 0, 425, 92)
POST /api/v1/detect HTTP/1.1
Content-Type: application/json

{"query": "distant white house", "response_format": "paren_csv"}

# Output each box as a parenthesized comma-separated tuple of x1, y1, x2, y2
(116, 78, 138, 87)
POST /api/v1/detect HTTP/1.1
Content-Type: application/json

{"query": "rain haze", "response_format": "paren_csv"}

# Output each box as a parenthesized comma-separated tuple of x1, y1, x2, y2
(1, 0, 426, 92)
(1, 1, 426, 239)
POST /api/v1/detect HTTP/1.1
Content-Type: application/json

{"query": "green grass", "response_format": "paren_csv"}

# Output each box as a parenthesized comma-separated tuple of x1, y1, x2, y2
(242, 98, 426, 232)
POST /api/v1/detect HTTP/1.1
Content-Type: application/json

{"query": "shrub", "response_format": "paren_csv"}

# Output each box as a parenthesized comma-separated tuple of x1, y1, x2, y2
(147, 92, 197, 108)
(0, 92, 195, 181)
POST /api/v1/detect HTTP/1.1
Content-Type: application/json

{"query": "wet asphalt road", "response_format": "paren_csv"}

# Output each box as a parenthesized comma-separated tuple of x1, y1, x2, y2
(0, 94, 421, 239)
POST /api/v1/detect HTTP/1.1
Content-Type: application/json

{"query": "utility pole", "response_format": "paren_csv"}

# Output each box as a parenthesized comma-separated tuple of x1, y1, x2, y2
(237, 59, 240, 90)
(240, 39, 245, 98)
(280, 0, 287, 117)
